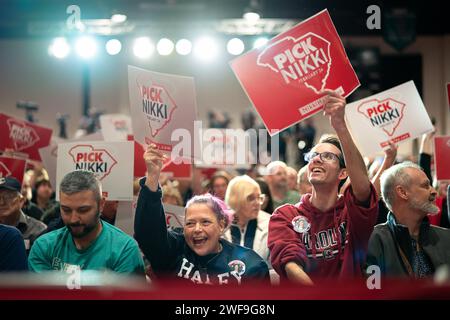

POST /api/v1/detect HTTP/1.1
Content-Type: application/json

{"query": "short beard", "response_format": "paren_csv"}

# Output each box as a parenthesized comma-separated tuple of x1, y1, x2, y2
(68, 222, 98, 238)
(409, 198, 440, 215)
(275, 182, 287, 192)
(67, 211, 101, 238)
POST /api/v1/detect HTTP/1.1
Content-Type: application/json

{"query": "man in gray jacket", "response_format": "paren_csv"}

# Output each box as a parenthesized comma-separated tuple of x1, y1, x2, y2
(366, 162, 450, 278)
(0, 177, 47, 253)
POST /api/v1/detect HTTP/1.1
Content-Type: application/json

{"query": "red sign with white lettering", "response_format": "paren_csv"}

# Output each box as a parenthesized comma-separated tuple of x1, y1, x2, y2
(0, 113, 52, 161)
(128, 135, 191, 179)
(0, 156, 26, 184)
(162, 159, 192, 179)
(434, 136, 450, 180)
(230, 9, 359, 135)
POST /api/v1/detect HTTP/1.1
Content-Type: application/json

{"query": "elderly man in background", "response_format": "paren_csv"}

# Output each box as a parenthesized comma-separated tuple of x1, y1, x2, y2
(0, 176, 47, 253)
(366, 162, 450, 278)
(265, 161, 300, 209)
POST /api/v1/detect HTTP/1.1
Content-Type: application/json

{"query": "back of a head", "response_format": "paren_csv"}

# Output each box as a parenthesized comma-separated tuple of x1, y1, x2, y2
(59, 170, 102, 202)
(380, 161, 422, 212)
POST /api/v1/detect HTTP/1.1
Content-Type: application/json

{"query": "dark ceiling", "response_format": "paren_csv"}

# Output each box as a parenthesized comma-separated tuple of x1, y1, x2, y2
(0, 0, 447, 38)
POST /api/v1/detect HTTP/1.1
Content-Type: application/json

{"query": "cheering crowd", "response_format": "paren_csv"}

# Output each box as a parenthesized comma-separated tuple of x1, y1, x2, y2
(1, 89, 449, 287)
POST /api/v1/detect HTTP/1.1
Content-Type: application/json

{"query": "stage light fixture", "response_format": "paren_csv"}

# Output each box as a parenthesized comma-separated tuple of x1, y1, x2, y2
(133, 37, 154, 59)
(298, 140, 306, 150)
(176, 39, 192, 56)
(111, 14, 127, 23)
(227, 38, 245, 55)
(75, 36, 97, 59)
(157, 38, 175, 56)
(49, 37, 70, 59)
(194, 37, 218, 61)
(106, 39, 122, 55)
(243, 0, 262, 22)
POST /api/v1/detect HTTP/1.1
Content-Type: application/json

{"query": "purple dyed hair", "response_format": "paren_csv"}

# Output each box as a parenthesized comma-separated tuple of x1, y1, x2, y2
(185, 194, 233, 229)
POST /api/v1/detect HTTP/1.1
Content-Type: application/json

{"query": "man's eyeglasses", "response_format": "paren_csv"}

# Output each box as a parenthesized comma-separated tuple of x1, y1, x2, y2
(246, 194, 266, 205)
(304, 151, 345, 168)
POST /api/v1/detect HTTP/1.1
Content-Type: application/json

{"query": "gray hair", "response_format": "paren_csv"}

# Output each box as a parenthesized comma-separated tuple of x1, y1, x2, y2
(59, 170, 102, 202)
(380, 161, 422, 211)
(266, 160, 287, 175)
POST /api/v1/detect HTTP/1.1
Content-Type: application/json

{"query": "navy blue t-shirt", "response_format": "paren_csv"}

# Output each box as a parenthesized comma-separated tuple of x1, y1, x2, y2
(0, 224, 28, 271)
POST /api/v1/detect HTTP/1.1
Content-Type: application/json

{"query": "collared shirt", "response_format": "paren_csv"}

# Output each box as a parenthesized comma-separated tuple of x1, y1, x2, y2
(16, 211, 47, 251)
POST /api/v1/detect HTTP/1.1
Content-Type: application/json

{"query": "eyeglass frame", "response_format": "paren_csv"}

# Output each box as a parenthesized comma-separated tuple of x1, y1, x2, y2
(304, 151, 346, 168)
(246, 193, 266, 205)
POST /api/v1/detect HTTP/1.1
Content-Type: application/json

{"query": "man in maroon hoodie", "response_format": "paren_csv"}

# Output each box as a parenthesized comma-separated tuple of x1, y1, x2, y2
(268, 90, 378, 285)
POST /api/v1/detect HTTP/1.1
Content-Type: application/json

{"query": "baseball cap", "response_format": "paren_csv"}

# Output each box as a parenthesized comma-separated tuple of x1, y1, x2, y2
(0, 176, 22, 193)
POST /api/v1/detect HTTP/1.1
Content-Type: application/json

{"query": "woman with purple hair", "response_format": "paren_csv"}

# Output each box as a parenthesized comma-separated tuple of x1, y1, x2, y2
(134, 145, 270, 285)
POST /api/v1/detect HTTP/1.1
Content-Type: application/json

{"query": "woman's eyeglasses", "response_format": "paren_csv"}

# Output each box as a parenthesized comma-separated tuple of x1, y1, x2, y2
(246, 194, 266, 205)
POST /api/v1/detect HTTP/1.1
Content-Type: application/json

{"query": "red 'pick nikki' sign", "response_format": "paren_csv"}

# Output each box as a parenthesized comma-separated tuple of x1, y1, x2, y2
(0, 113, 52, 161)
(230, 9, 359, 135)
(0, 156, 26, 184)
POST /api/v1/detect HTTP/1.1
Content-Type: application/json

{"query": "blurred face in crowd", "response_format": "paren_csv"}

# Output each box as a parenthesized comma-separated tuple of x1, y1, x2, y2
(163, 195, 181, 206)
(37, 181, 53, 200)
(403, 168, 439, 215)
(60, 190, 104, 239)
(237, 189, 263, 223)
(437, 181, 448, 198)
(0, 189, 25, 225)
(307, 143, 347, 188)
(184, 204, 224, 256)
(268, 166, 288, 191)
(298, 169, 313, 195)
(212, 177, 228, 200)
(286, 168, 298, 191)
